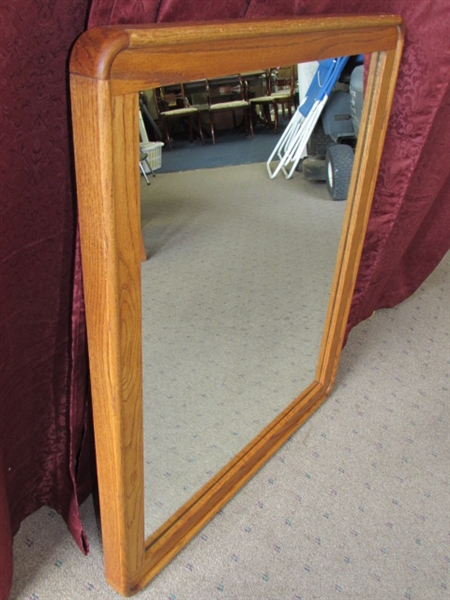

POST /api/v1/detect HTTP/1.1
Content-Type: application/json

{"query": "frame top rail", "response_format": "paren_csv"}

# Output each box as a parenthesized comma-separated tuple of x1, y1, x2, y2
(70, 15, 403, 82)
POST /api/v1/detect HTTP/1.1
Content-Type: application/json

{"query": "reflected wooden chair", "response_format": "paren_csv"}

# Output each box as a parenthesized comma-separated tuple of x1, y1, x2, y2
(248, 68, 276, 130)
(249, 65, 296, 134)
(203, 75, 254, 144)
(155, 83, 204, 149)
(271, 65, 296, 131)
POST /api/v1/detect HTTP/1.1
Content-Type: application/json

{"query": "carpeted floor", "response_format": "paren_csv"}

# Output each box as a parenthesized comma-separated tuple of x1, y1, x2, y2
(157, 120, 287, 173)
(9, 165, 449, 598)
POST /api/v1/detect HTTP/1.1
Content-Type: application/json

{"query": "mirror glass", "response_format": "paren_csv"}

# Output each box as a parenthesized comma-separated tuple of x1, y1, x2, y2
(139, 62, 361, 535)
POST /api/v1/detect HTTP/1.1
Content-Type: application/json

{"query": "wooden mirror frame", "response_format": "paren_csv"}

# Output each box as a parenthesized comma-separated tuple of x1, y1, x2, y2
(70, 15, 403, 596)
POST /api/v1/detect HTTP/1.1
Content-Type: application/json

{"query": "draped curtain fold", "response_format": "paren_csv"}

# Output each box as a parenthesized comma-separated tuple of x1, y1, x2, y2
(1, 1, 448, 598)
(0, 2, 92, 599)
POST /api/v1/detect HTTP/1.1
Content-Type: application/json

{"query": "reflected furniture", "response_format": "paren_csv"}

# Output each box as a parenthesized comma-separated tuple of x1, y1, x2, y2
(271, 65, 296, 130)
(204, 74, 254, 143)
(138, 151, 152, 185)
(249, 65, 296, 133)
(155, 82, 205, 148)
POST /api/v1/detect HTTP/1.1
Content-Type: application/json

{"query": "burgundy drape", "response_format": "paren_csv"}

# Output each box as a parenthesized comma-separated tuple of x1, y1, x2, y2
(0, 2, 92, 599)
(1, 1, 449, 599)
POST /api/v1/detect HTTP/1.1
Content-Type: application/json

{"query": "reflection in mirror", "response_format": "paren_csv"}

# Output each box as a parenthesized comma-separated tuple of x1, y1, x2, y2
(139, 61, 361, 535)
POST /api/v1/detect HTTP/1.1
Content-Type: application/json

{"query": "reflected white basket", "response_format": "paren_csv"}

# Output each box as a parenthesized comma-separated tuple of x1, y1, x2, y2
(140, 141, 164, 172)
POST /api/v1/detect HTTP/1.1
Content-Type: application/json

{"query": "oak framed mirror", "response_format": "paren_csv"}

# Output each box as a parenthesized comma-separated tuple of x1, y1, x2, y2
(70, 15, 403, 596)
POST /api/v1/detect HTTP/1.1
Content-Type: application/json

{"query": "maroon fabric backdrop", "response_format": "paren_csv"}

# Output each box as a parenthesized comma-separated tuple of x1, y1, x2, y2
(1, 0, 449, 598)
(0, 2, 92, 598)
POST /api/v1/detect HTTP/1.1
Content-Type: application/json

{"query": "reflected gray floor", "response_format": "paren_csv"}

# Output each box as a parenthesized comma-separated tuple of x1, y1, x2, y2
(157, 123, 286, 173)
(140, 163, 346, 536)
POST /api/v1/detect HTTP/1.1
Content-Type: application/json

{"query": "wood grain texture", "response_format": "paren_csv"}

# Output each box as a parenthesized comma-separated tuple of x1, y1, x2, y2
(315, 45, 404, 390)
(70, 77, 145, 593)
(70, 16, 404, 596)
(70, 16, 402, 82)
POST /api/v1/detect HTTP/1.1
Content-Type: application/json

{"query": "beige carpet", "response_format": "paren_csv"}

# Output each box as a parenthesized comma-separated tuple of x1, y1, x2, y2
(9, 164, 449, 599)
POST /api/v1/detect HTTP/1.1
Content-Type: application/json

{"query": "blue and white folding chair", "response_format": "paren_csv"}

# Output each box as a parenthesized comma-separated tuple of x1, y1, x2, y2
(266, 56, 349, 180)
